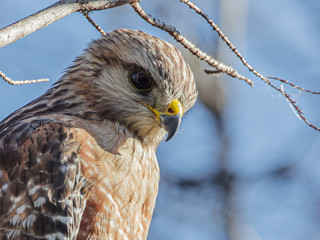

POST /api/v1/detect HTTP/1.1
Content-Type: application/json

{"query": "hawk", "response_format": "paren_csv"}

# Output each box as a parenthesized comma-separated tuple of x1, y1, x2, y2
(0, 29, 197, 240)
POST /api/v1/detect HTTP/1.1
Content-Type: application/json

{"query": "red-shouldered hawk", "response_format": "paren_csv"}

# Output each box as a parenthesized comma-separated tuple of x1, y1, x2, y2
(0, 29, 197, 240)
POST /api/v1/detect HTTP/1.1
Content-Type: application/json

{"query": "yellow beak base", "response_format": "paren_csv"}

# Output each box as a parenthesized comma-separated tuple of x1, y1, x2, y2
(147, 99, 183, 141)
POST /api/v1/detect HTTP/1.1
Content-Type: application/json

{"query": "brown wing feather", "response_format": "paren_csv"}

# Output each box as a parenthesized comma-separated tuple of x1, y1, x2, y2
(0, 119, 85, 240)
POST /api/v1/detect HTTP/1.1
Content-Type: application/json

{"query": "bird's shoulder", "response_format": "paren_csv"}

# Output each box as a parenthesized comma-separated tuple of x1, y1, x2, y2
(0, 118, 76, 167)
(0, 118, 86, 239)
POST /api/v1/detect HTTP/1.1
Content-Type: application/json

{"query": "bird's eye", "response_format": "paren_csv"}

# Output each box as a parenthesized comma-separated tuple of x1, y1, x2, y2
(130, 69, 153, 92)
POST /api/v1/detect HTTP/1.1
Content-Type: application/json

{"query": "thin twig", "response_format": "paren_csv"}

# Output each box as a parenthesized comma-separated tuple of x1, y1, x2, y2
(81, 11, 106, 35)
(179, 0, 270, 84)
(272, 83, 320, 131)
(131, 2, 254, 87)
(205, 69, 223, 74)
(280, 84, 302, 120)
(268, 76, 320, 94)
(0, 70, 49, 85)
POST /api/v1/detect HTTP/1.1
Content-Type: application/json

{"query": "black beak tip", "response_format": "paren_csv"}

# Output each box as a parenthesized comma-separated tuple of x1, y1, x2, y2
(160, 113, 182, 142)
(165, 131, 175, 142)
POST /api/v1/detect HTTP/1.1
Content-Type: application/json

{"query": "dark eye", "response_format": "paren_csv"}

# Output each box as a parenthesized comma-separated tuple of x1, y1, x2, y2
(130, 69, 153, 91)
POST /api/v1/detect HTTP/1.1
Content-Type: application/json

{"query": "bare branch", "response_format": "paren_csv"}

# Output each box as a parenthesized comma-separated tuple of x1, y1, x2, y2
(271, 82, 320, 132)
(0, 0, 138, 48)
(268, 77, 320, 94)
(0, 70, 49, 85)
(81, 11, 106, 35)
(131, 2, 254, 87)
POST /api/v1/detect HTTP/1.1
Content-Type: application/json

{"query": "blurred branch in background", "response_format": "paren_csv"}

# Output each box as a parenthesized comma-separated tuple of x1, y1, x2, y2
(198, 0, 244, 239)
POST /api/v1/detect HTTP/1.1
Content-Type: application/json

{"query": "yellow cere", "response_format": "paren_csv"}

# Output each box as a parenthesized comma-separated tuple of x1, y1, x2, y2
(146, 99, 183, 120)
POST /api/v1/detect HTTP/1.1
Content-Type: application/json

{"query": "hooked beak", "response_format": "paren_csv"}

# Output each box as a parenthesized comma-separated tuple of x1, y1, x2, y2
(147, 99, 183, 142)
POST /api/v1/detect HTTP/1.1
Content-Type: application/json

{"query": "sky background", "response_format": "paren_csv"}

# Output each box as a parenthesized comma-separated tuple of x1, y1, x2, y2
(1, 1, 320, 240)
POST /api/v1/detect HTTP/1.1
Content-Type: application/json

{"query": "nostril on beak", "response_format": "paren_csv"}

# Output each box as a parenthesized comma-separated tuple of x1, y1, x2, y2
(167, 108, 174, 114)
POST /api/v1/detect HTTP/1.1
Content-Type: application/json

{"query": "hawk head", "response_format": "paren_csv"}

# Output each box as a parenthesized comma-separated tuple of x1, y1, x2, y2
(29, 29, 197, 144)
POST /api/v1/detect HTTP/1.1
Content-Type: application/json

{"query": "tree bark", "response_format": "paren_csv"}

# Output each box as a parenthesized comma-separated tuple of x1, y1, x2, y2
(0, 0, 138, 48)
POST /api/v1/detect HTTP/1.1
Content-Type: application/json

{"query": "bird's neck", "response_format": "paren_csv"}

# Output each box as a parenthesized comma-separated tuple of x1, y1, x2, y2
(71, 128, 160, 240)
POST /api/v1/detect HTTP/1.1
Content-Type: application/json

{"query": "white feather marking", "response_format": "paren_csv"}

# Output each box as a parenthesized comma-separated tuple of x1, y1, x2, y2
(138, 221, 144, 231)
(106, 193, 116, 204)
(1, 183, 8, 191)
(95, 221, 101, 229)
(27, 179, 34, 187)
(86, 140, 94, 149)
(28, 185, 40, 196)
(16, 205, 26, 215)
(34, 197, 46, 208)
(22, 214, 36, 231)
(106, 194, 122, 220)
(135, 215, 144, 231)
(12, 195, 22, 203)
(85, 150, 95, 159)
(109, 219, 117, 229)
(52, 216, 71, 225)
(103, 204, 111, 214)
(117, 229, 129, 240)
(65, 199, 72, 207)
(102, 178, 111, 188)
(116, 198, 123, 207)
(10, 214, 21, 226)
(6, 229, 21, 239)
(87, 169, 94, 176)
(59, 165, 68, 174)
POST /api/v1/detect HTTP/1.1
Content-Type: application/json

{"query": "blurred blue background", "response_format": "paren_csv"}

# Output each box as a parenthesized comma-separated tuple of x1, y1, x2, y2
(1, 1, 320, 239)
